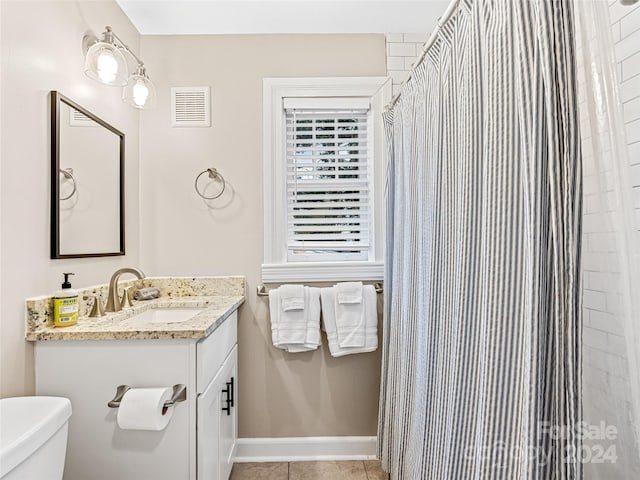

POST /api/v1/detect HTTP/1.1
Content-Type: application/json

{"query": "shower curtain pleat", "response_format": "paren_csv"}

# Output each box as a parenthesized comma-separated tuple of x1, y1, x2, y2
(377, 0, 582, 478)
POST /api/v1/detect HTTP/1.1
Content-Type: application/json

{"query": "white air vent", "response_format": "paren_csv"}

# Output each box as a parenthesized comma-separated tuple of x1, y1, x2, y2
(69, 108, 95, 127)
(171, 86, 211, 127)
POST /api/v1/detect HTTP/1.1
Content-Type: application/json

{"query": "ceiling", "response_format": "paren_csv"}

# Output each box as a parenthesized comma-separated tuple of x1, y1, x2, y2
(116, 0, 450, 35)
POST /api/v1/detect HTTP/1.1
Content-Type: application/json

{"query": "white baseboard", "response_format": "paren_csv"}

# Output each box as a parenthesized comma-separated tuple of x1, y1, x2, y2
(234, 436, 377, 463)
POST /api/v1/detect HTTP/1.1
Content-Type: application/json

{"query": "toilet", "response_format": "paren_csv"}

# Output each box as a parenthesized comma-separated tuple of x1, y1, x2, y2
(0, 396, 72, 479)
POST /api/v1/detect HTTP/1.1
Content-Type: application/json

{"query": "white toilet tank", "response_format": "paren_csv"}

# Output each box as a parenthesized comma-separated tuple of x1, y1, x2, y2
(0, 396, 72, 480)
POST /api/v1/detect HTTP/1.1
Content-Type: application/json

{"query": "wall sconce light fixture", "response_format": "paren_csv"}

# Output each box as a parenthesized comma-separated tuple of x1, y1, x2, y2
(83, 26, 156, 109)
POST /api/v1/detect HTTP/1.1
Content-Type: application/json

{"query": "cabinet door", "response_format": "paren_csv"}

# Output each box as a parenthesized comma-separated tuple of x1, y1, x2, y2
(218, 346, 238, 480)
(197, 367, 223, 480)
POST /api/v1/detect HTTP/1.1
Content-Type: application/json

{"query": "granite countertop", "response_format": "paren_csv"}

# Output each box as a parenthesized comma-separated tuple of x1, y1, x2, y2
(25, 276, 245, 342)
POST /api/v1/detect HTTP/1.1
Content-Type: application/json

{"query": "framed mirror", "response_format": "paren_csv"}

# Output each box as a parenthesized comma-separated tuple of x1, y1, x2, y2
(50, 91, 125, 258)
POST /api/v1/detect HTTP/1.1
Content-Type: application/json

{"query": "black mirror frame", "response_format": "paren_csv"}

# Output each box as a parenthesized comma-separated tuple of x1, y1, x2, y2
(50, 90, 126, 259)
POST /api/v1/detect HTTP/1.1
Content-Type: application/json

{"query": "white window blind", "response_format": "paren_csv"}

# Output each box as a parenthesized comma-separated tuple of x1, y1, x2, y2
(285, 106, 371, 262)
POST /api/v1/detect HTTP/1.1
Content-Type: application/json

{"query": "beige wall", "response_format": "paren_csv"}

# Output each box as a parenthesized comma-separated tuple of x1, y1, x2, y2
(0, 1, 140, 397)
(139, 34, 387, 437)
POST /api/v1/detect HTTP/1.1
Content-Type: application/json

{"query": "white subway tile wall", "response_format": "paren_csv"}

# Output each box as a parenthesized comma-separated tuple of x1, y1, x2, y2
(385, 33, 429, 96)
(581, 2, 640, 478)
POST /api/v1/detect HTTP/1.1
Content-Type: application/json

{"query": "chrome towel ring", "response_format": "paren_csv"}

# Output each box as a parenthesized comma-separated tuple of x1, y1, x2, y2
(60, 168, 77, 200)
(195, 167, 226, 200)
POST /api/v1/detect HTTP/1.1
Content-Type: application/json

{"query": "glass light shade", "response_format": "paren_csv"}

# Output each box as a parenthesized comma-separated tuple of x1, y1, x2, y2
(84, 42, 128, 86)
(123, 73, 157, 109)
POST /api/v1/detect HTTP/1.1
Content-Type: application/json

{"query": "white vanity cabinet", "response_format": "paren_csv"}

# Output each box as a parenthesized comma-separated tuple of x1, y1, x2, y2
(34, 311, 238, 480)
(196, 312, 238, 480)
(198, 345, 237, 480)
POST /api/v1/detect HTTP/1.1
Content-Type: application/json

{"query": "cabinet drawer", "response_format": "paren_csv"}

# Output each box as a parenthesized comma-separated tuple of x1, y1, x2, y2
(196, 311, 237, 394)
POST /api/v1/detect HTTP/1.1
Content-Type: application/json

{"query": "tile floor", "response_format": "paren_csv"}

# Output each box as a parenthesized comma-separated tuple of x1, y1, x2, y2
(230, 460, 389, 480)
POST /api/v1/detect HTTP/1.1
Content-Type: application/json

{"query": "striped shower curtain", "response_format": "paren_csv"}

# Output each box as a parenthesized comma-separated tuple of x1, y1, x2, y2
(378, 0, 582, 479)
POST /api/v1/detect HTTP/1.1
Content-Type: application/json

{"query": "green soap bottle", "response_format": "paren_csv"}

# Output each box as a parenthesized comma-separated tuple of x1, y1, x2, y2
(53, 273, 78, 327)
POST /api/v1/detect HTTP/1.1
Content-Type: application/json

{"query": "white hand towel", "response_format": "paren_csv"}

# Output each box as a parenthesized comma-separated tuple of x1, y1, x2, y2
(336, 281, 363, 304)
(269, 289, 306, 346)
(269, 286, 320, 353)
(335, 301, 365, 347)
(334, 282, 366, 347)
(320, 285, 378, 357)
(280, 284, 305, 311)
(298, 287, 321, 351)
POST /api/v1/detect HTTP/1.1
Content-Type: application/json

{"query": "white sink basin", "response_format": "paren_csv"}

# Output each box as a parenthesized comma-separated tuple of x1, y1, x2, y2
(126, 308, 205, 325)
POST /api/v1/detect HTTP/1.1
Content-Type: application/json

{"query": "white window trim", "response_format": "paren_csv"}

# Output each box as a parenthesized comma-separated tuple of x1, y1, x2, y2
(262, 77, 391, 283)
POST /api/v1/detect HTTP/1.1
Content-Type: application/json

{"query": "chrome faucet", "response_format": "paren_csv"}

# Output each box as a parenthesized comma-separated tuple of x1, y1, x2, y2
(105, 267, 145, 312)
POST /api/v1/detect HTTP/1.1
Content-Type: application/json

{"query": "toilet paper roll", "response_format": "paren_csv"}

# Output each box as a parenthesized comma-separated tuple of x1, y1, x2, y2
(116, 387, 174, 431)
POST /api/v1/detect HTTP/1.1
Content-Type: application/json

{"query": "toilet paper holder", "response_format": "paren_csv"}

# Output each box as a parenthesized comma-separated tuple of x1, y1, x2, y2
(107, 384, 187, 409)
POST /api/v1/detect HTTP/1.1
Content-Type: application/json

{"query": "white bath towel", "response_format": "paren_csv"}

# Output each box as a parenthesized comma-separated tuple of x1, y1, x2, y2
(269, 286, 320, 353)
(320, 285, 378, 357)
(334, 282, 366, 347)
(336, 281, 363, 304)
(279, 284, 305, 311)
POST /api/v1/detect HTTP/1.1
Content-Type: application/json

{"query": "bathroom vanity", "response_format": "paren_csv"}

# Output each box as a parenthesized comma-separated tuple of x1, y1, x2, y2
(27, 276, 244, 480)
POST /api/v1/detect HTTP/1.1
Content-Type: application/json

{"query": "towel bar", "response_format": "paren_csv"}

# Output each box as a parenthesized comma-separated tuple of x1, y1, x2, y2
(257, 283, 383, 296)
(107, 384, 187, 409)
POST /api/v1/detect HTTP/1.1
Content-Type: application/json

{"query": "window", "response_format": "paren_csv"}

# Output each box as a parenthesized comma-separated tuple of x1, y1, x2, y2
(286, 99, 370, 262)
(263, 77, 391, 282)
